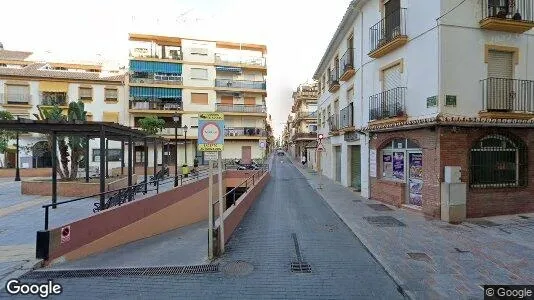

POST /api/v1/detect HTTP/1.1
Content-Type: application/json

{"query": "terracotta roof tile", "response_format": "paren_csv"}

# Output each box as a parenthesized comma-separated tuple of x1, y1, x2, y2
(0, 50, 32, 61)
(0, 63, 124, 82)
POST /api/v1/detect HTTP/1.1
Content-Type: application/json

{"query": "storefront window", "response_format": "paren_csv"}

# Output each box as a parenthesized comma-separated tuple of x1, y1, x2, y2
(381, 138, 420, 182)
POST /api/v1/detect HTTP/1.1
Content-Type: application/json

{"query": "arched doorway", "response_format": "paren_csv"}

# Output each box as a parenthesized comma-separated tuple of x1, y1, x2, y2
(32, 141, 52, 168)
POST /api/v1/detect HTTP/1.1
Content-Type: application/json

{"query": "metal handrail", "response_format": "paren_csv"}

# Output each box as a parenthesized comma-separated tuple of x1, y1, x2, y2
(217, 167, 268, 208)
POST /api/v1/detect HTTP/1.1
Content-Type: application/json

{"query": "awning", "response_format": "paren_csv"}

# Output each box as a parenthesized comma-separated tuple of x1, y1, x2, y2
(130, 86, 182, 98)
(129, 60, 182, 74)
(215, 66, 242, 73)
(39, 81, 69, 92)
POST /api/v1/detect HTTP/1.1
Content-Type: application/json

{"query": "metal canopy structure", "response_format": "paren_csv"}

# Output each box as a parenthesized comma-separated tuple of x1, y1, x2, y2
(0, 119, 170, 209)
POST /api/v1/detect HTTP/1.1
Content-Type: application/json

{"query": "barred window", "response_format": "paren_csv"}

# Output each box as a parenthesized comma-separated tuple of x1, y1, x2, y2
(470, 134, 527, 188)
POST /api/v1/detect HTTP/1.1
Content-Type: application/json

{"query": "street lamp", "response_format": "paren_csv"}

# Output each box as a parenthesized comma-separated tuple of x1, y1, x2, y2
(182, 125, 188, 174)
(173, 113, 180, 186)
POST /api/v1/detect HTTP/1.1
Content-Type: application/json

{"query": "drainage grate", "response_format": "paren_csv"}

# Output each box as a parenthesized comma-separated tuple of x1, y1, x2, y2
(407, 252, 432, 263)
(290, 262, 312, 273)
(367, 204, 393, 211)
(20, 264, 219, 279)
(467, 219, 500, 227)
(363, 216, 406, 227)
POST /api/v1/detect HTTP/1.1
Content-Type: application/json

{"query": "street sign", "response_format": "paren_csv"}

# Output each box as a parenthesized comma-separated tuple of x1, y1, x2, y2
(204, 151, 218, 161)
(317, 144, 325, 152)
(318, 133, 324, 140)
(259, 140, 266, 149)
(198, 113, 224, 151)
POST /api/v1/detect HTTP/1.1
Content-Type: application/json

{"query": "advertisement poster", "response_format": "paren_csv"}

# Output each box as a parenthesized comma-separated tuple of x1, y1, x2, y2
(409, 153, 423, 179)
(408, 153, 423, 206)
(370, 149, 377, 178)
(392, 152, 405, 180)
(382, 154, 392, 178)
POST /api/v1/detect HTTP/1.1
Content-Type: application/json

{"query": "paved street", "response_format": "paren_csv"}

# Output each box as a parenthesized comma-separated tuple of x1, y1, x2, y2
(1, 156, 405, 299)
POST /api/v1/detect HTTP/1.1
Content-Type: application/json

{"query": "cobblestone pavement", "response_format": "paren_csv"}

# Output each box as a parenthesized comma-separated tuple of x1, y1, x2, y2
(291, 156, 534, 300)
(1, 156, 405, 299)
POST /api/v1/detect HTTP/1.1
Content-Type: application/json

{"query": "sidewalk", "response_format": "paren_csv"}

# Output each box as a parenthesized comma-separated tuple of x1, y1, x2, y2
(292, 159, 534, 300)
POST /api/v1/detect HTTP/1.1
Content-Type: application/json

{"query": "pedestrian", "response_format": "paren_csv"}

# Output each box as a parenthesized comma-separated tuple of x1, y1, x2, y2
(301, 154, 307, 166)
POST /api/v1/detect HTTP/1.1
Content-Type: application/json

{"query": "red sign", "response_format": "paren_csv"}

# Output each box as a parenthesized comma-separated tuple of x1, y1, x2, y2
(61, 226, 71, 244)
(317, 144, 325, 152)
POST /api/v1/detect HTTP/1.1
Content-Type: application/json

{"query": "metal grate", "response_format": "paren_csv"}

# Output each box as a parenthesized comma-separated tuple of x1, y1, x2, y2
(364, 216, 406, 227)
(20, 264, 219, 279)
(291, 262, 312, 273)
(468, 219, 501, 227)
(367, 204, 394, 211)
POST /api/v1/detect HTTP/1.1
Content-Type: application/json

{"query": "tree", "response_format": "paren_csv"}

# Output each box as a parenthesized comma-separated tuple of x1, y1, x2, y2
(0, 111, 15, 154)
(138, 116, 165, 135)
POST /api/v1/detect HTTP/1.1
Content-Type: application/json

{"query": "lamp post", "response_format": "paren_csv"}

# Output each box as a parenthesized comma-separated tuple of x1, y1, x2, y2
(183, 125, 188, 167)
(173, 113, 180, 187)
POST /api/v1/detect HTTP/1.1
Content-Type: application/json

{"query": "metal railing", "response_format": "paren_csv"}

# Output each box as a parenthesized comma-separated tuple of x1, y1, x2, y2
(340, 102, 354, 129)
(217, 167, 268, 211)
(0, 93, 31, 104)
(215, 79, 266, 90)
(129, 99, 183, 110)
(129, 48, 183, 60)
(482, 0, 534, 22)
(130, 74, 183, 85)
(296, 111, 317, 119)
(215, 104, 266, 113)
(292, 132, 317, 140)
(369, 87, 407, 121)
(370, 8, 407, 53)
(339, 48, 355, 77)
(328, 74, 340, 90)
(215, 53, 266, 67)
(328, 114, 340, 132)
(224, 127, 266, 137)
(482, 78, 534, 112)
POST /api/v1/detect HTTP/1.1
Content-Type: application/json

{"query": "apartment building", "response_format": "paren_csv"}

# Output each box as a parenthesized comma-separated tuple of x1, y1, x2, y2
(0, 47, 126, 170)
(314, 0, 534, 218)
(127, 33, 268, 166)
(288, 83, 319, 169)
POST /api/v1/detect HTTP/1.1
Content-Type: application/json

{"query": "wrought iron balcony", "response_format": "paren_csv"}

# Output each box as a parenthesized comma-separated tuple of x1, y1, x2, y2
(328, 74, 340, 93)
(296, 111, 317, 120)
(369, 8, 407, 58)
(215, 104, 266, 113)
(130, 73, 183, 85)
(292, 132, 317, 141)
(481, 78, 534, 113)
(215, 79, 266, 90)
(480, 0, 534, 33)
(339, 48, 355, 81)
(0, 93, 31, 105)
(339, 102, 354, 129)
(215, 53, 266, 67)
(129, 47, 182, 60)
(224, 127, 266, 137)
(129, 98, 183, 111)
(328, 114, 340, 132)
(369, 87, 407, 121)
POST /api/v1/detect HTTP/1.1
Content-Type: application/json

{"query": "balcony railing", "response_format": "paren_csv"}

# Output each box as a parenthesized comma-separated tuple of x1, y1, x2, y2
(369, 8, 407, 54)
(328, 74, 340, 92)
(339, 48, 355, 80)
(482, 0, 534, 23)
(292, 132, 317, 140)
(215, 104, 266, 113)
(129, 99, 183, 111)
(340, 102, 354, 129)
(296, 111, 317, 119)
(328, 114, 340, 132)
(215, 79, 266, 90)
(0, 93, 31, 105)
(369, 87, 406, 121)
(40, 93, 67, 106)
(130, 73, 183, 85)
(224, 127, 266, 137)
(482, 78, 534, 112)
(215, 53, 266, 67)
(129, 48, 183, 60)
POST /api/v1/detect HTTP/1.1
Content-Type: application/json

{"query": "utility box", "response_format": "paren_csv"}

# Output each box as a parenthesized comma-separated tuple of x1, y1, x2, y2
(441, 182, 466, 224)
(444, 166, 461, 183)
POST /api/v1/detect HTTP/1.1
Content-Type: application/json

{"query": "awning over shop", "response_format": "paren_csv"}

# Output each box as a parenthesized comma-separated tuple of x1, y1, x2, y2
(215, 66, 242, 73)
(129, 60, 182, 74)
(39, 81, 69, 92)
(129, 86, 182, 98)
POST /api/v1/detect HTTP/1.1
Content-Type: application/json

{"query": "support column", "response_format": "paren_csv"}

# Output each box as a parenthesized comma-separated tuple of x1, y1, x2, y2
(121, 140, 125, 176)
(153, 138, 157, 176)
(85, 136, 90, 183)
(144, 138, 148, 193)
(51, 131, 57, 209)
(105, 138, 109, 178)
(99, 128, 106, 209)
(128, 136, 133, 202)
(14, 132, 20, 182)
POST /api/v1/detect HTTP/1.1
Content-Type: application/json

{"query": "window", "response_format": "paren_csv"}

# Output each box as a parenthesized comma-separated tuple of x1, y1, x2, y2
(5, 84, 30, 104)
(191, 93, 209, 105)
(41, 92, 67, 106)
(79, 87, 92, 100)
(105, 88, 118, 101)
(92, 149, 122, 162)
(190, 68, 208, 80)
(381, 138, 421, 181)
(190, 116, 199, 128)
(470, 134, 527, 188)
(190, 47, 208, 55)
(244, 97, 256, 106)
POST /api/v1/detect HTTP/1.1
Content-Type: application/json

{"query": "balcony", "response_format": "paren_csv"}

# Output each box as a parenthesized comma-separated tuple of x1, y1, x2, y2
(215, 53, 266, 68)
(215, 79, 266, 91)
(339, 48, 356, 81)
(0, 93, 31, 105)
(480, 0, 534, 33)
(296, 111, 317, 120)
(328, 74, 340, 93)
(339, 102, 354, 130)
(40, 92, 67, 106)
(215, 104, 266, 114)
(129, 98, 183, 112)
(369, 87, 407, 124)
(292, 132, 317, 141)
(369, 8, 407, 58)
(480, 78, 534, 119)
(129, 47, 182, 61)
(130, 73, 183, 86)
(328, 114, 340, 134)
(224, 127, 266, 138)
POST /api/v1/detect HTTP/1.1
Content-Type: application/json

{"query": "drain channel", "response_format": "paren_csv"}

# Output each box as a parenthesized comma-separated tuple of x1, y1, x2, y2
(291, 233, 311, 273)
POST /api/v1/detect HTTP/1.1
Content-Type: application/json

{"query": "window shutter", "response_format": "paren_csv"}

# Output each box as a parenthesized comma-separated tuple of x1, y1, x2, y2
(488, 50, 513, 79)
(191, 93, 209, 104)
(221, 96, 233, 105)
(383, 64, 402, 91)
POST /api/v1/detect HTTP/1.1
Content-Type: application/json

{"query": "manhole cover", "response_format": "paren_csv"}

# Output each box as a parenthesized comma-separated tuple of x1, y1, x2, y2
(363, 216, 406, 227)
(467, 219, 500, 227)
(222, 261, 254, 276)
(367, 204, 393, 211)
(407, 252, 432, 262)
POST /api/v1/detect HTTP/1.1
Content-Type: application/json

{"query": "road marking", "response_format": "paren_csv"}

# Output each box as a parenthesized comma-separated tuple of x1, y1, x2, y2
(0, 197, 49, 217)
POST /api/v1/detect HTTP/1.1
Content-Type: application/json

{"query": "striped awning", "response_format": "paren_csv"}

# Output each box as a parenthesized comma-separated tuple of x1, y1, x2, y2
(130, 60, 182, 74)
(215, 66, 242, 73)
(129, 87, 182, 98)
(39, 81, 69, 92)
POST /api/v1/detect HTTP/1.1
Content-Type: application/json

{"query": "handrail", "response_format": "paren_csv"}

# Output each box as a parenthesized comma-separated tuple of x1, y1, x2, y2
(218, 167, 267, 207)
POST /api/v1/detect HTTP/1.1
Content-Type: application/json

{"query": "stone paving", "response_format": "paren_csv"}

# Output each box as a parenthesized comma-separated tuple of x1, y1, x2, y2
(0, 155, 405, 299)
(291, 156, 534, 300)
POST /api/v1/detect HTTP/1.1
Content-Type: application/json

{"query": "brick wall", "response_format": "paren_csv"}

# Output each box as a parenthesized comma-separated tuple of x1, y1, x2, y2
(0, 168, 52, 178)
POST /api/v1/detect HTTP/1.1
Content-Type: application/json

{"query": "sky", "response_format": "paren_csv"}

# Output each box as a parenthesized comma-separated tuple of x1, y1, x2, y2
(0, 0, 352, 138)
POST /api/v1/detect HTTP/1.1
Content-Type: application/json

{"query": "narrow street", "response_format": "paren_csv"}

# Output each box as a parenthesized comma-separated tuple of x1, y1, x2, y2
(2, 156, 404, 299)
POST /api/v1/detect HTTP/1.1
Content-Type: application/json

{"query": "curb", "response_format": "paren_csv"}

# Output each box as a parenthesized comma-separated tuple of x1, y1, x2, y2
(291, 161, 415, 300)
(0, 259, 43, 292)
